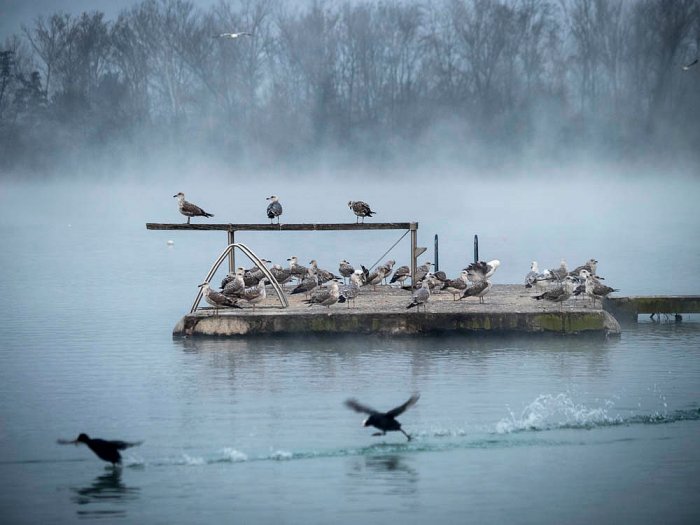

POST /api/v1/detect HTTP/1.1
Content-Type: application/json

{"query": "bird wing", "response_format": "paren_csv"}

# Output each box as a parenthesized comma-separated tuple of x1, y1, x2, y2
(386, 394, 420, 418)
(182, 201, 207, 216)
(109, 440, 143, 450)
(345, 398, 379, 415)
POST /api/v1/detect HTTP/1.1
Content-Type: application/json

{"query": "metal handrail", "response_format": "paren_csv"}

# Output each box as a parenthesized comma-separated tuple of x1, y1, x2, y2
(191, 243, 289, 313)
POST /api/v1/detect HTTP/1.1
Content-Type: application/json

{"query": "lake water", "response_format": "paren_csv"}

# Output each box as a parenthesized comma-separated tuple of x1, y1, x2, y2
(0, 176, 699, 524)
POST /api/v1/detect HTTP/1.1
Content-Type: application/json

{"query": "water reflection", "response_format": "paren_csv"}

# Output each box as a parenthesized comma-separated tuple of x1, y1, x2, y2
(348, 452, 419, 496)
(71, 468, 140, 520)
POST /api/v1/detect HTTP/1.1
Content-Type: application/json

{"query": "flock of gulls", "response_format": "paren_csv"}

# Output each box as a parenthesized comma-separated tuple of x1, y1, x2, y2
(172, 191, 618, 314)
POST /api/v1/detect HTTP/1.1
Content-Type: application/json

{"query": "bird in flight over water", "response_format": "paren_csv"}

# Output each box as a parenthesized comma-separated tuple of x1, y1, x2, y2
(57, 433, 142, 466)
(345, 394, 420, 441)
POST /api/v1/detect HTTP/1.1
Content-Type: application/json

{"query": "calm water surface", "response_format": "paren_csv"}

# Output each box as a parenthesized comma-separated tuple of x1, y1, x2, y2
(0, 179, 699, 524)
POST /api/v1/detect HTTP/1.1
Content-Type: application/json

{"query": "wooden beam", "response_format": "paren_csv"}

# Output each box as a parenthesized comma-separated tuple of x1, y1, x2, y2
(147, 222, 415, 231)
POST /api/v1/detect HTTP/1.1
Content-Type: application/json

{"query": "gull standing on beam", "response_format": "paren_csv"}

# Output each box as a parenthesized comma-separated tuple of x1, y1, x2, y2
(173, 192, 214, 224)
(348, 200, 376, 223)
(199, 282, 241, 315)
(266, 195, 283, 224)
(406, 280, 430, 311)
(215, 31, 252, 39)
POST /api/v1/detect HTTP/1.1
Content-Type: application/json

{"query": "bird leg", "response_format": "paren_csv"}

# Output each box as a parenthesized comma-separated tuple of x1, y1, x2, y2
(400, 429, 412, 441)
(187, 217, 191, 224)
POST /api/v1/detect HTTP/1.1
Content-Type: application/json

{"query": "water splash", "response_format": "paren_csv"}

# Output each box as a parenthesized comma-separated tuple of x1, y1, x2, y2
(220, 448, 248, 462)
(495, 393, 621, 434)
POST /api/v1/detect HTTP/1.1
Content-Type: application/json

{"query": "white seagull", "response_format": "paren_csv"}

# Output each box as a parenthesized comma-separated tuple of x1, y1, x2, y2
(216, 32, 252, 39)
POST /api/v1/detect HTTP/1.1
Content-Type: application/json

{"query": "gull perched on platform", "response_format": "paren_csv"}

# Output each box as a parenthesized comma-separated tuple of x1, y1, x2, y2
(344, 394, 419, 441)
(348, 200, 376, 223)
(215, 31, 252, 39)
(339, 260, 355, 282)
(465, 260, 500, 282)
(222, 267, 247, 297)
(533, 276, 576, 311)
(442, 270, 469, 300)
(339, 271, 362, 308)
(304, 280, 341, 308)
(287, 256, 308, 280)
(309, 259, 340, 283)
(407, 280, 430, 311)
(290, 273, 319, 297)
(240, 280, 267, 309)
(569, 259, 598, 278)
(390, 265, 410, 286)
(460, 279, 492, 303)
(270, 264, 293, 286)
(580, 269, 618, 307)
(57, 433, 142, 466)
(266, 195, 283, 224)
(199, 282, 240, 314)
(361, 264, 389, 291)
(173, 192, 214, 224)
(548, 259, 568, 282)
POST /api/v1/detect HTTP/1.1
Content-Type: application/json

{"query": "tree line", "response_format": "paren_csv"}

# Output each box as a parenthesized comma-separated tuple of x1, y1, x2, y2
(1, 0, 698, 174)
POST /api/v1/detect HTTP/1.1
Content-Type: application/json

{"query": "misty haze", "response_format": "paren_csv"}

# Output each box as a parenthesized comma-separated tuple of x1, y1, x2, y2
(0, 1, 699, 524)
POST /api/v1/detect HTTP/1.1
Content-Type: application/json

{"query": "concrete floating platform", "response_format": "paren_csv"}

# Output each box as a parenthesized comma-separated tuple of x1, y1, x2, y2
(174, 284, 621, 337)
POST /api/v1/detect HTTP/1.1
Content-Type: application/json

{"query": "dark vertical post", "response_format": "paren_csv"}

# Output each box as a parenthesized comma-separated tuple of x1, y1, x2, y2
(228, 229, 236, 272)
(434, 234, 439, 272)
(473, 234, 479, 263)
(410, 223, 418, 286)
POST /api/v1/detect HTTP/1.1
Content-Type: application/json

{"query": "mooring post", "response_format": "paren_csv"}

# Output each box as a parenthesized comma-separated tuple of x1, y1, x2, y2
(410, 223, 418, 286)
(227, 228, 236, 272)
(434, 234, 439, 272)
(474, 234, 479, 263)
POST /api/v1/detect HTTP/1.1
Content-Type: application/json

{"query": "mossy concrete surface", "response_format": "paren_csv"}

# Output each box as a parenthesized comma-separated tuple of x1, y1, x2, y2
(174, 284, 621, 337)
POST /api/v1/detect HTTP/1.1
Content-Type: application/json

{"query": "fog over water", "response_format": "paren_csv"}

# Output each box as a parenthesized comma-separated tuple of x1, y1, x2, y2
(1, 1, 699, 524)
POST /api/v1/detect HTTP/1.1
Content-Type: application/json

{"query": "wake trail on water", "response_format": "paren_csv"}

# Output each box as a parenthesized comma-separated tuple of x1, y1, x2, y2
(4, 396, 697, 468)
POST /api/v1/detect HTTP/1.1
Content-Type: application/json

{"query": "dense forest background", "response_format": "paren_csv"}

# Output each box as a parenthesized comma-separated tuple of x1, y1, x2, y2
(0, 0, 698, 176)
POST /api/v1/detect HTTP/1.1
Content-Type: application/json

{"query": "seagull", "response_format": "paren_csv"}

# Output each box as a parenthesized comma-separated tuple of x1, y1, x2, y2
(339, 271, 362, 308)
(682, 58, 698, 71)
(533, 276, 576, 311)
(270, 264, 293, 287)
(378, 259, 396, 284)
(344, 394, 419, 441)
(460, 279, 492, 303)
(413, 261, 433, 285)
(173, 192, 214, 224)
(338, 260, 355, 282)
(548, 259, 568, 282)
(304, 280, 341, 308)
(525, 261, 540, 288)
(348, 200, 376, 223)
(57, 433, 142, 466)
(240, 279, 267, 309)
(361, 264, 388, 291)
(221, 268, 247, 298)
(266, 195, 283, 224)
(442, 270, 469, 300)
(309, 259, 340, 283)
(215, 31, 252, 39)
(465, 260, 500, 282)
(199, 282, 240, 314)
(290, 273, 319, 297)
(581, 270, 618, 307)
(287, 256, 308, 281)
(407, 280, 430, 311)
(389, 265, 410, 286)
(569, 258, 598, 278)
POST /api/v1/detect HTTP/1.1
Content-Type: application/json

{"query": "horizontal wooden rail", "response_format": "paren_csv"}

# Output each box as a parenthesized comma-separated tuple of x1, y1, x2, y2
(147, 222, 416, 231)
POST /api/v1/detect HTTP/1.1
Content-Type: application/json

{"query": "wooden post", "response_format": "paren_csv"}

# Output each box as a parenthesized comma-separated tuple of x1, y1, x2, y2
(228, 229, 235, 272)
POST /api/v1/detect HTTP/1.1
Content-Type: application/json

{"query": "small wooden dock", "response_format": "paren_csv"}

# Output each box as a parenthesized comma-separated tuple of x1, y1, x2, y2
(604, 295, 700, 323)
(172, 285, 621, 337)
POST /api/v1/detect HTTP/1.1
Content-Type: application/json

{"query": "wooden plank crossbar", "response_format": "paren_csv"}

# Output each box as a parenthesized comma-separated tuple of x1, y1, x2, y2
(146, 223, 413, 231)
(147, 222, 422, 284)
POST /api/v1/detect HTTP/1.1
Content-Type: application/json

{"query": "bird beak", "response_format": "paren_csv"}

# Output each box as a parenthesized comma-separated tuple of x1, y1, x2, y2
(197, 282, 207, 288)
(173, 194, 178, 198)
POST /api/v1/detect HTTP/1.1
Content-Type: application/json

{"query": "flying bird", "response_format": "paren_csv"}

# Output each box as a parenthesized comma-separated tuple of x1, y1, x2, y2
(682, 58, 698, 71)
(344, 394, 420, 441)
(348, 200, 376, 223)
(215, 32, 252, 39)
(266, 195, 283, 224)
(173, 192, 213, 224)
(57, 433, 142, 466)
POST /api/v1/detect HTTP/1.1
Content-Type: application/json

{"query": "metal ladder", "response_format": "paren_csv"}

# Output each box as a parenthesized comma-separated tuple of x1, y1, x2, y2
(190, 243, 289, 313)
